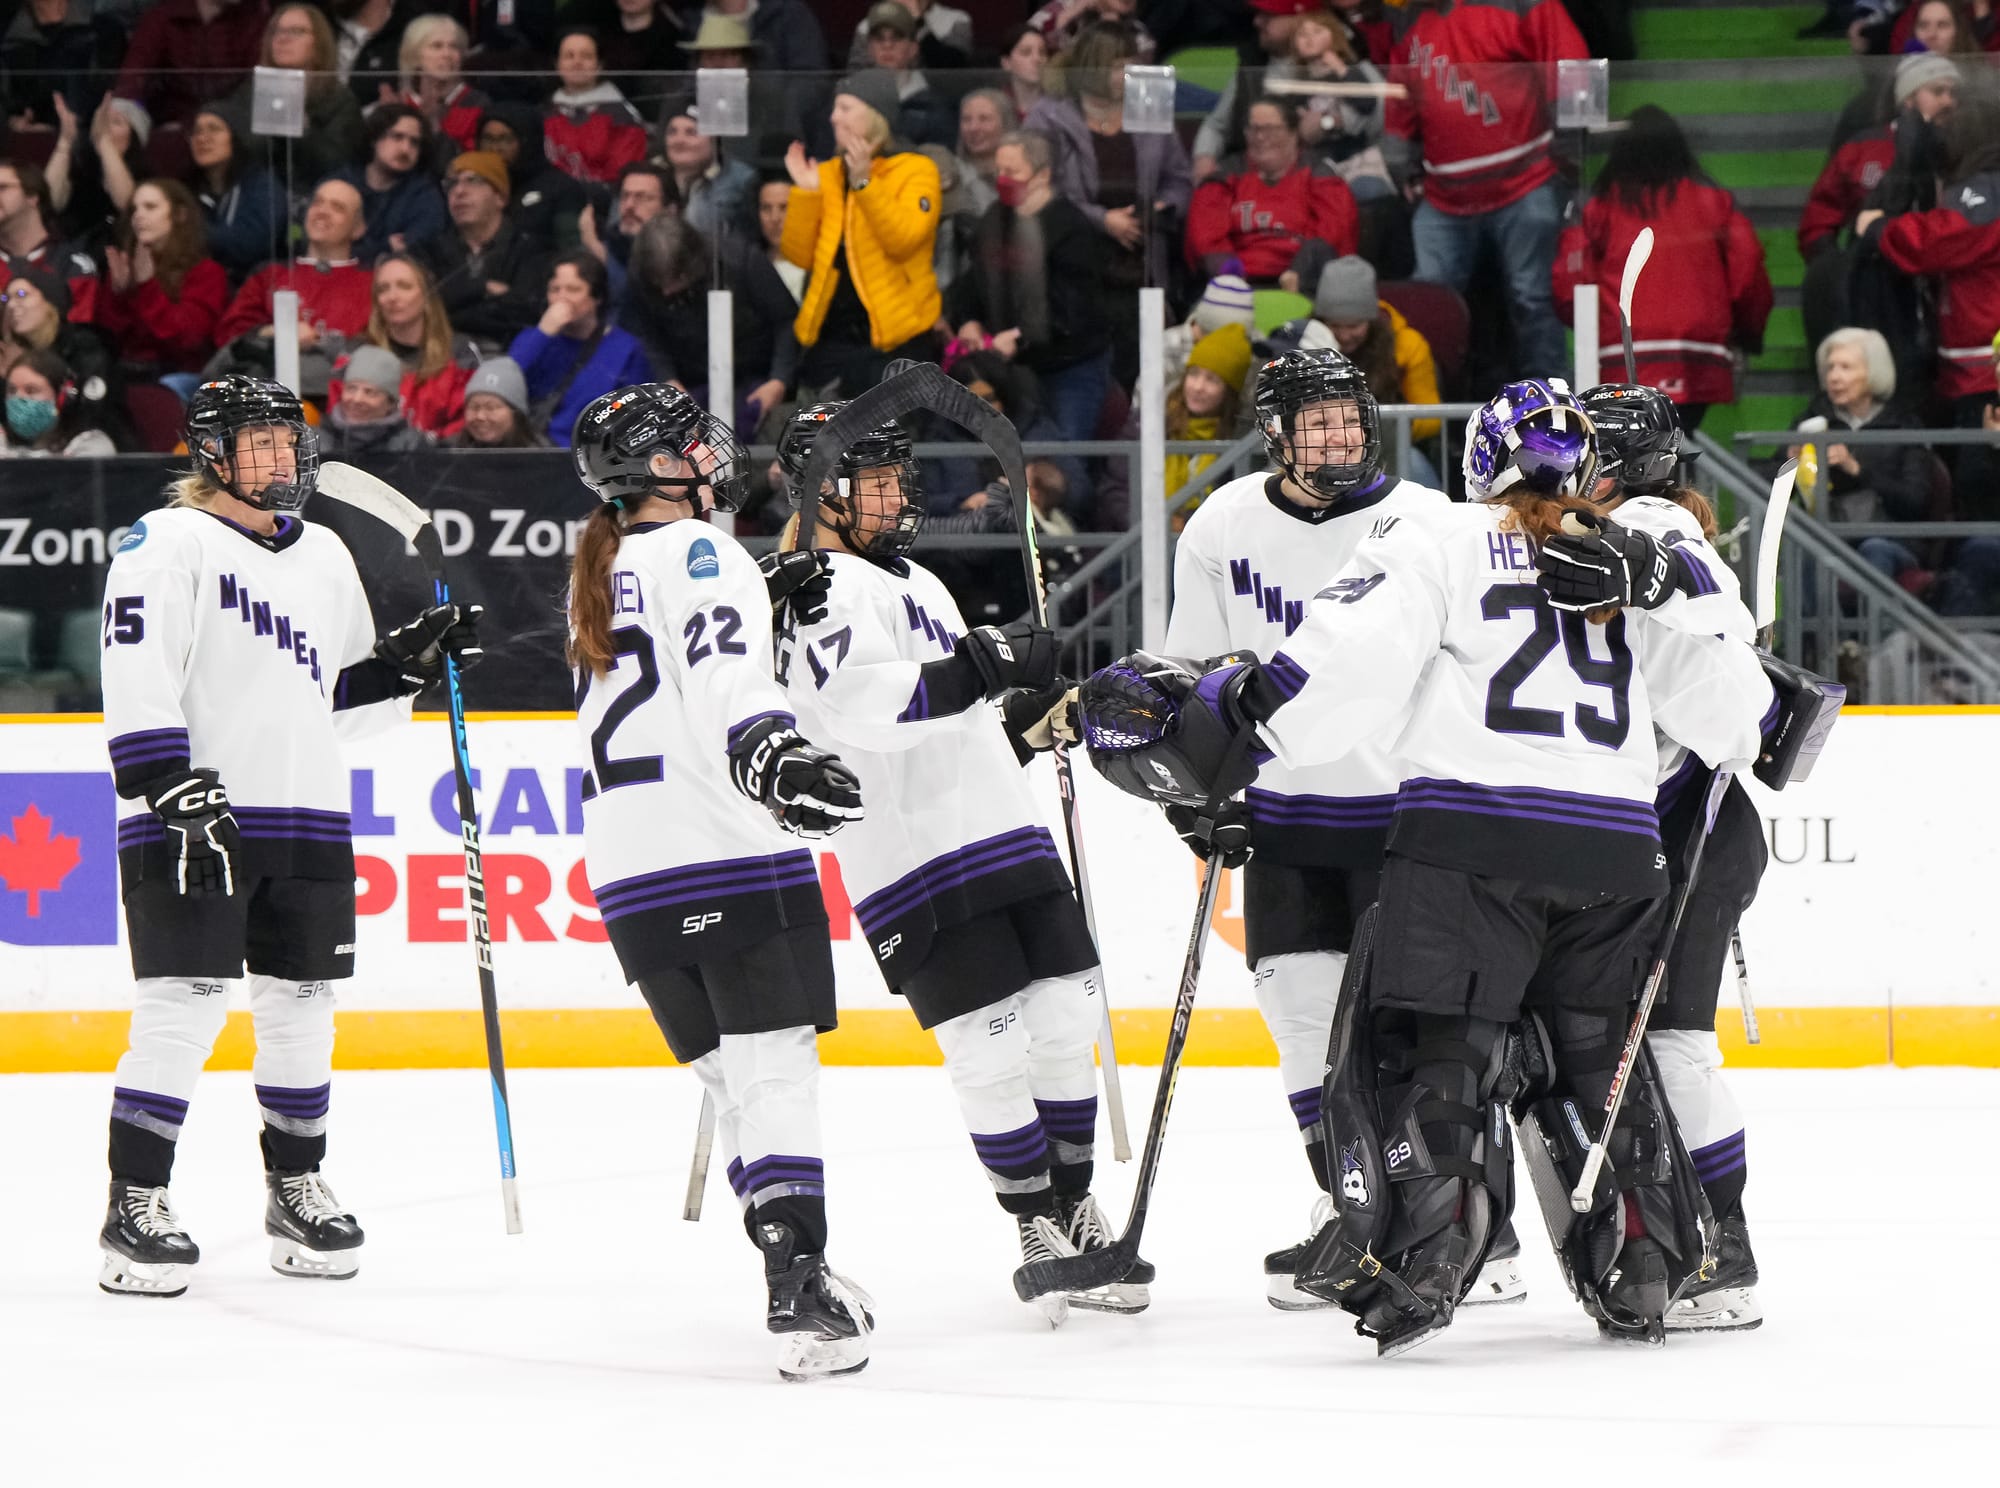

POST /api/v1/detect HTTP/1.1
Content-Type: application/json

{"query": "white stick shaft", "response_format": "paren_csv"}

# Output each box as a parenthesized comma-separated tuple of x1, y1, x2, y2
(501, 1176, 523, 1236)
(683, 1090, 716, 1221)
(1755, 461, 1799, 635)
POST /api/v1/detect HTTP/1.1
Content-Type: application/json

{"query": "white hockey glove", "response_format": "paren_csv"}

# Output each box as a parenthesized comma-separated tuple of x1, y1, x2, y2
(146, 768, 241, 896)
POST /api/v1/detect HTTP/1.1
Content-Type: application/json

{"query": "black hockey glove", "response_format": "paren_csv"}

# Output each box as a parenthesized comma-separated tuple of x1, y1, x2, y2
(959, 620, 1060, 699)
(146, 767, 241, 896)
(1537, 510, 1675, 612)
(999, 681, 1079, 764)
(1164, 800, 1252, 868)
(759, 550, 833, 627)
(728, 716, 865, 838)
(376, 603, 485, 692)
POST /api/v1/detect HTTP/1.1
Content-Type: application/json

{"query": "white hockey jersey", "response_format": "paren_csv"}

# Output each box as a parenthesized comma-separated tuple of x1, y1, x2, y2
(1613, 494, 1755, 644)
(99, 504, 404, 885)
(572, 518, 827, 979)
(777, 552, 1071, 986)
(1254, 500, 1771, 897)
(1166, 469, 1449, 866)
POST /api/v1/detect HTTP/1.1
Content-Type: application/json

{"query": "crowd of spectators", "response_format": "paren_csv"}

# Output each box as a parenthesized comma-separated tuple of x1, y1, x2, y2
(0, 0, 1990, 620)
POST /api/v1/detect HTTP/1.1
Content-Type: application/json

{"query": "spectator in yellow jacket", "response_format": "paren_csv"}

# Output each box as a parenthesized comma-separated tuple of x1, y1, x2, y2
(1297, 255, 1444, 484)
(780, 69, 943, 396)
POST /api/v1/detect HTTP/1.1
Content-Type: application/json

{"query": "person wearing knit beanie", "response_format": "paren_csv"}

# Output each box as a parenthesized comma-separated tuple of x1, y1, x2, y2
(1314, 255, 1379, 329)
(1894, 52, 1960, 112)
(447, 151, 511, 203)
(1187, 321, 1254, 396)
(453, 356, 546, 447)
(836, 68, 904, 140)
(1193, 271, 1257, 335)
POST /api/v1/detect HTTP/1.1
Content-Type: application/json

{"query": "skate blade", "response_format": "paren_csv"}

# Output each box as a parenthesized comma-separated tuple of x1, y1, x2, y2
(1664, 1286, 1763, 1333)
(778, 1331, 871, 1382)
(269, 1237, 360, 1280)
(1376, 1309, 1453, 1359)
(1030, 1291, 1070, 1329)
(1066, 1281, 1149, 1315)
(1266, 1276, 1340, 1312)
(1460, 1255, 1528, 1306)
(98, 1252, 189, 1298)
(1598, 1316, 1667, 1346)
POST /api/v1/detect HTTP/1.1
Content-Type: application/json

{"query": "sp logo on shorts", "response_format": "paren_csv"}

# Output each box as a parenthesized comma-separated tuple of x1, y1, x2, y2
(876, 932, 902, 961)
(987, 1009, 1018, 1036)
(682, 911, 723, 934)
(686, 537, 720, 579)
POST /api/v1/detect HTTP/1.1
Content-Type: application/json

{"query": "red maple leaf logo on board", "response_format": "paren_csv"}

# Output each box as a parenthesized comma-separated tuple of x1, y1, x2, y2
(0, 803, 81, 917)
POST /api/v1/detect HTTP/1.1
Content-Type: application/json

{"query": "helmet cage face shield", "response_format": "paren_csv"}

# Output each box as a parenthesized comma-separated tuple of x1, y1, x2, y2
(1276, 392, 1383, 499)
(837, 450, 926, 559)
(208, 419, 319, 512)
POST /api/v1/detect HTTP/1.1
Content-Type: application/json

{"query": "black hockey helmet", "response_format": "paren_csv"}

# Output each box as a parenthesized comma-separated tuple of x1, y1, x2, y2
(778, 401, 926, 560)
(183, 374, 319, 512)
(1581, 383, 1693, 498)
(572, 382, 750, 511)
(1251, 347, 1382, 501)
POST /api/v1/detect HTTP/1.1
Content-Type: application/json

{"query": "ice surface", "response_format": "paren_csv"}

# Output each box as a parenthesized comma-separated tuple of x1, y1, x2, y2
(7, 1066, 1996, 1482)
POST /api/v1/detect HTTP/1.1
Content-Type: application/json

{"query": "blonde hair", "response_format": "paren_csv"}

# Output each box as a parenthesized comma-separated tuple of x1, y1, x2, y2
(166, 473, 226, 509)
(366, 253, 454, 379)
(399, 15, 468, 93)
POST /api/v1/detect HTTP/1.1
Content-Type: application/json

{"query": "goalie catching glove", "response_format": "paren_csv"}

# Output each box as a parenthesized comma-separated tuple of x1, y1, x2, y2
(1535, 509, 1675, 612)
(1078, 651, 1267, 809)
(376, 602, 485, 692)
(728, 716, 865, 838)
(146, 767, 241, 896)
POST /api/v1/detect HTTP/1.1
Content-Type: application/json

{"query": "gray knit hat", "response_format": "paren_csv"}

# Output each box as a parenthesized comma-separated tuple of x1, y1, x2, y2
(464, 356, 529, 417)
(836, 68, 903, 138)
(1895, 51, 1961, 108)
(1315, 255, 1379, 325)
(342, 345, 404, 397)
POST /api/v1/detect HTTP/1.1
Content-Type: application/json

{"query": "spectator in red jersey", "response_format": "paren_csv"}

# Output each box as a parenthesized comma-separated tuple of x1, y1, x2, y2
(211, 176, 373, 395)
(1553, 106, 1771, 431)
(335, 103, 448, 262)
(0, 158, 99, 312)
(328, 252, 478, 437)
(389, 14, 487, 160)
(111, 0, 268, 137)
(1859, 95, 2000, 510)
(1187, 98, 1359, 291)
(544, 27, 651, 186)
(1193, 0, 1311, 183)
(1384, 0, 1589, 381)
(221, 4, 366, 186)
(95, 180, 230, 382)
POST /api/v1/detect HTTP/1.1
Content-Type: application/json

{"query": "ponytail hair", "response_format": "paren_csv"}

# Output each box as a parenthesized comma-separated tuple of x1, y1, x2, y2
(566, 502, 625, 675)
(1661, 484, 1718, 538)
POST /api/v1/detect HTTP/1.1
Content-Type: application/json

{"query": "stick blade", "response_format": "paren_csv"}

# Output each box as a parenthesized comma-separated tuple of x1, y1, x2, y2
(1754, 458, 1799, 633)
(1012, 1240, 1140, 1302)
(1618, 226, 1655, 325)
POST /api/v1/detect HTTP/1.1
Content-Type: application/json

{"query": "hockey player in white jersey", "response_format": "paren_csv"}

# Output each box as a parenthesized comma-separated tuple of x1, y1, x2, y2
(1079, 379, 1774, 1353)
(96, 375, 481, 1297)
(1157, 348, 1498, 1307)
(772, 404, 1150, 1325)
(565, 384, 873, 1382)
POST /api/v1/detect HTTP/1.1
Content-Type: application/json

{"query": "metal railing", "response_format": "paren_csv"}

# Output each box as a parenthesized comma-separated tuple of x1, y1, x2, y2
(1692, 434, 2000, 703)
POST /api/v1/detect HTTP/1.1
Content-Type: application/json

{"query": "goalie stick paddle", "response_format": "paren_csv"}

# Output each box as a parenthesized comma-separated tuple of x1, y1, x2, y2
(1571, 766, 1732, 1211)
(1014, 854, 1226, 1302)
(315, 462, 524, 1236)
(799, 362, 1133, 1160)
(1754, 459, 1798, 647)
(1616, 225, 1654, 385)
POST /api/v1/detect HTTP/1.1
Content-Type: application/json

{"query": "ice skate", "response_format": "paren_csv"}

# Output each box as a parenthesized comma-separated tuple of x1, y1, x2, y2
(1594, 1236, 1670, 1346)
(1665, 1212, 1762, 1333)
(1461, 1216, 1527, 1305)
(265, 1170, 364, 1279)
(757, 1222, 873, 1382)
(1017, 1214, 1072, 1327)
(99, 1181, 199, 1298)
(1363, 1221, 1487, 1358)
(1263, 1192, 1337, 1311)
(1051, 1193, 1150, 1315)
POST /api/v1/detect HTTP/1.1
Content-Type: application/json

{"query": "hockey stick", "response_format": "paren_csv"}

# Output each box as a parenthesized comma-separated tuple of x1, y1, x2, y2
(1014, 854, 1223, 1300)
(799, 362, 1133, 1159)
(1572, 766, 1732, 1211)
(316, 461, 524, 1235)
(682, 1089, 716, 1220)
(1616, 226, 1654, 385)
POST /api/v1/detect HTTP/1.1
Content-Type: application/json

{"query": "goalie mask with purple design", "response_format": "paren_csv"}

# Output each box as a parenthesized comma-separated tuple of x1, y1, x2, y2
(1462, 378, 1599, 502)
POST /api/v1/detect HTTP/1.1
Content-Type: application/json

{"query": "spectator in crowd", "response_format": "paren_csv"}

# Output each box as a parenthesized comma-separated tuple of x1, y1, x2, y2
(1554, 105, 1772, 431)
(338, 103, 448, 261)
(1888, 0, 1994, 53)
(579, 159, 674, 302)
(661, 99, 757, 241)
(95, 179, 230, 382)
(453, 0, 559, 63)
(1801, 54, 1958, 264)
(1384, 0, 1588, 381)
(780, 71, 943, 396)
(857, 3, 956, 151)
(1857, 95, 2000, 505)
(0, 348, 117, 456)
(757, 176, 806, 301)
(0, 1, 121, 130)
(329, 0, 421, 102)
(1100, 321, 1253, 528)
(1796, 325, 2000, 610)
(0, 159, 96, 304)
(675, 11, 828, 168)
(31, 89, 85, 216)
(949, 129, 1112, 518)
(1026, 21, 1192, 382)
(176, 104, 286, 282)
(1193, 0, 1310, 182)
(998, 25, 1049, 119)
(705, 0, 829, 74)
(391, 14, 486, 157)
(919, 349, 1045, 511)
(222, 4, 365, 183)
(620, 210, 798, 429)
(1188, 97, 1358, 290)
(544, 26, 651, 185)
(412, 151, 548, 354)
(213, 176, 373, 394)
(1330, 0, 1394, 62)
(323, 341, 433, 453)
(844, 0, 973, 72)
(330, 251, 479, 436)
(1024, 456, 1076, 536)
(1026, 0, 1157, 61)
(955, 89, 1009, 215)
(507, 249, 652, 446)
(111, 0, 268, 137)
(1288, 255, 1443, 481)
(478, 101, 586, 253)
(83, 87, 151, 224)
(1162, 265, 1256, 382)
(446, 354, 548, 447)
(0, 266, 114, 400)
(591, 0, 687, 114)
